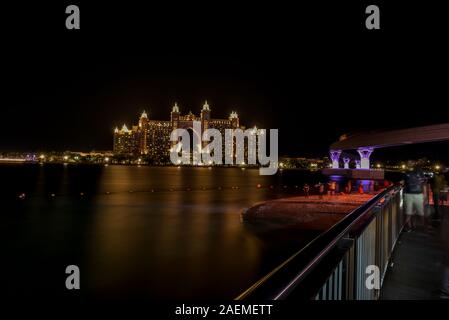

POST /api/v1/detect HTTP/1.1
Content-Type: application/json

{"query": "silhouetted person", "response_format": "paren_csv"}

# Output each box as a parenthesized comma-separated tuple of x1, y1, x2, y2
(303, 184, 310, 198)
(315, 183, 324, 199)
(430, 171, 447, 221)
(328, 181, 336, 196)
(345, 180, 352, 194)
(358, 184, 364, 194)
(369, 180, 375, 193)
(403, 168, 427, 232)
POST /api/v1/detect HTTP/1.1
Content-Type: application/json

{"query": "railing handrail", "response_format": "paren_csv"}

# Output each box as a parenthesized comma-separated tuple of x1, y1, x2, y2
(235, 185, 399, 300)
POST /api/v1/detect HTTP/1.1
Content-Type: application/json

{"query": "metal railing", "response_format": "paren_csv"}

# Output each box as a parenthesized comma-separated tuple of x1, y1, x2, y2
(236, 185, 404, 300)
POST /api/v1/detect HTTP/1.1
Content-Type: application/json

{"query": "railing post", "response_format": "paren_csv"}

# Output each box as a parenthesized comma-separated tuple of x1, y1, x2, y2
(354, 209, 378, 300)
(374, 202, 383, 299)
(342, 238, 355, 300)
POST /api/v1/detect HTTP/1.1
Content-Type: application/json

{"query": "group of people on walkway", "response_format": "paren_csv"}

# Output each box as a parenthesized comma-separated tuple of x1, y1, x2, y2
(403, 168, 448, 230)
(302, 180, 383, 199)
(403, 167, 449, 299)
(302, 181, 340, 198)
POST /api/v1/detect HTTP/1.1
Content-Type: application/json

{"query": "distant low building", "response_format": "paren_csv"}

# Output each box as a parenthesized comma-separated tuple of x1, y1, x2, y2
(279, 156, 331, 169)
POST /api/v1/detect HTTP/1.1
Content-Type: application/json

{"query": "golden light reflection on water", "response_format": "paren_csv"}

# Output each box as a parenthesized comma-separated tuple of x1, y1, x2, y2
(2, 164, 322, 298)
(86, 166, 268, 299)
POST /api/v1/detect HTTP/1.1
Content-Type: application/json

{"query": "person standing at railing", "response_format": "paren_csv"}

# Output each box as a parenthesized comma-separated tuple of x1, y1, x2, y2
(403, 167, 427, 232)
(430, 171, 447, 221)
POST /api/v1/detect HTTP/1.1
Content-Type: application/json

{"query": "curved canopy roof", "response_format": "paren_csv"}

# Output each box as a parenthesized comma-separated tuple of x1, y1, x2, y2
(330, 122, 449, 151)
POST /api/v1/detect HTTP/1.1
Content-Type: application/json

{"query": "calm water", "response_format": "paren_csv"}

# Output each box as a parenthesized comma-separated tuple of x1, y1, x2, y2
(1, 164, 328, 300)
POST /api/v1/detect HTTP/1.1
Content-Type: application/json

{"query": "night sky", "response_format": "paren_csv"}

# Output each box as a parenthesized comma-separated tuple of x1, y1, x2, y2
(2, 2, 449, 161)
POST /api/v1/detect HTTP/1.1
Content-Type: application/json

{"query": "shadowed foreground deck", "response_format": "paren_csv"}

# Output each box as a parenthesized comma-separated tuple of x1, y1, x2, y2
(381, 207, 449, 300)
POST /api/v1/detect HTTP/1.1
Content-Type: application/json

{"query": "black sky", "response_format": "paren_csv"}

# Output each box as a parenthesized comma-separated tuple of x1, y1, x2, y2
(2, 2, 449, 161)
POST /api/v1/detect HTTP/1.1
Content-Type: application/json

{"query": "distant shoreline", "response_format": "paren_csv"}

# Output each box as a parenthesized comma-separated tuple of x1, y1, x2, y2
(0, 162, 325, 173)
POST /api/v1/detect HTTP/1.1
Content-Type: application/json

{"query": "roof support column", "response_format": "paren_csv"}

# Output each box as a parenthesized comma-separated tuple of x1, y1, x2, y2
(343, 157, 350, 169)
(330, 150, 342, 169)
(357, 147, 374, 169)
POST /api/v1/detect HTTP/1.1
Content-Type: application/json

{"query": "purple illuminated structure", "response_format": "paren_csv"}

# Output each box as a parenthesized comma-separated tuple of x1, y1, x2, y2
(330, 150, 342, 169)
(357, 147, 374, 169)
(343, 157, 350, 169)
(328, 123, 449, 175)
(323, 148, 383, 179)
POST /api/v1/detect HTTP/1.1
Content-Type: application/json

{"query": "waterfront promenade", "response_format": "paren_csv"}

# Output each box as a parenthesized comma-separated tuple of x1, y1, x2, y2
(381, 207, 449, 299)
(241, 188, 449, 300)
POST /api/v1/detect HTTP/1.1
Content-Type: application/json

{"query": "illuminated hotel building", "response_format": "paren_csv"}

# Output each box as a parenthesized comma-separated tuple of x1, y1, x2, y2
(113, 101, 252, 163)
(113, 124, 140, 154)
